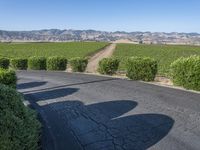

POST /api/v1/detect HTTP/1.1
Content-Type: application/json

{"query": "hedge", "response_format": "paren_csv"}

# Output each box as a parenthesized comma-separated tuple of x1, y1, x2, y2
(10, 58, 28, 70)
(0, 69, 17, 88)
(69, 57, 88, 72)
(126, 57, 157, 81)
(98, 58, 120, 75)
(0, 58, 9, 69)
(47, 56, 67, 71)
(170, 55, 200, 91)
(0, 84, 41, 150)
(28, 56, 46, 70)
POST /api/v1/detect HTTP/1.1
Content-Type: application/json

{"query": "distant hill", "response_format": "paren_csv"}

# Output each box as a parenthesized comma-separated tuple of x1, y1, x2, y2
(0, 29, 200, 45)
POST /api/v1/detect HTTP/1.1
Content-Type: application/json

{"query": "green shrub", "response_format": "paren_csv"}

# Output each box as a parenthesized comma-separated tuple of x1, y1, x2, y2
(126, 57, 157, 81)
(0, 69, 17, 88)
(28, 56, 46, 70)
(0, 84, 41, 150)
(0, 58, 10, 69)
(69, 57, 88, 72)
(47, 56, 67, 71)
(10, 58, 28, 70)
(170, 55, 200, 91)
(98, 58, 120, 75)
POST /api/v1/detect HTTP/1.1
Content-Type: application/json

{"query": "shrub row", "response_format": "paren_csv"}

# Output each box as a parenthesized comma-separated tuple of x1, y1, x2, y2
(97, 57, 158, 82)
(0, 84, 41, 150)
(170, 55, 200, 91)
(1, 55, 199, 91)
(98, 58, 120, 75)
(0, 69, 17, 88)
(0, 56, 90, 72)
(28, 56, 46, 70)
(69, 57, 88, 72)
(126, 57, 158, 81)
(0, 56, 68, 71)
(0, 57, 9, 69)
(10, 58, 28, 70)
(47, 56, 67, 71)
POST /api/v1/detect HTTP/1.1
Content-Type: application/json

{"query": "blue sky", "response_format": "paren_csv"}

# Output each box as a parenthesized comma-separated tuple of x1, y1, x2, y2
(0, 0, 200, 33)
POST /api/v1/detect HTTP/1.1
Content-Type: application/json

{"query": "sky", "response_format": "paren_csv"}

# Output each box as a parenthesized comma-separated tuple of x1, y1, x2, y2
(0, 0, 200, 33)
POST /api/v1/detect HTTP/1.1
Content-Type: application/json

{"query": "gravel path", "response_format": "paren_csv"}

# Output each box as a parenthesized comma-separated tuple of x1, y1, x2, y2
(17, 71, 200, 150)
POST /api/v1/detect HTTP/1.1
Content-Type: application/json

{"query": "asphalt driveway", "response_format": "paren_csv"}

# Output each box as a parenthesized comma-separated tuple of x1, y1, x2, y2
(17, 71, 200, 150)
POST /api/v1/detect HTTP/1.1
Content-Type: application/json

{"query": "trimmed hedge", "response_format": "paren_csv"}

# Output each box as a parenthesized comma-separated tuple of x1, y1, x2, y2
(28, 56, 46, 70)
(98, 58, 120, 75)
(0, 84, 41, 150)
(0, 69, 17, 88)
(126, 57, 157, 81)
(69, 57, 88, 72)
(47, 56, 67, 71)
(10, 58, 28, 70)
(0, 58, 9, 69)
(170, 55, 200, 91)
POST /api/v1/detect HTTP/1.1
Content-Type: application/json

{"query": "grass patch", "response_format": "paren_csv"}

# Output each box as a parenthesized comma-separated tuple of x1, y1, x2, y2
(0, 42, 108, 59)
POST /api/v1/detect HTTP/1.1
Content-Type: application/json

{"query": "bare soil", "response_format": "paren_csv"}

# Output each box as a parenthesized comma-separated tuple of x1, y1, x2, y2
(154, 76, 173, 86)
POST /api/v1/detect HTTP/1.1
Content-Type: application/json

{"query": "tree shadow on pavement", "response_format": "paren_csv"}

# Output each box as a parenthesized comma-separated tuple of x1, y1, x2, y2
(20, 78, 117, 94)
(17, 81, 47, 89)
(25, 88, 79, 101)
(22, 87, 81, 150)
(41, 100, 174, 150)
(19, 81, 174, 150)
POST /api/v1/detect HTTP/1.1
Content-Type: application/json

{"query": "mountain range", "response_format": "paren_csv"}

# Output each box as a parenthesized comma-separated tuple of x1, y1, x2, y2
(0, 29, 200, 45)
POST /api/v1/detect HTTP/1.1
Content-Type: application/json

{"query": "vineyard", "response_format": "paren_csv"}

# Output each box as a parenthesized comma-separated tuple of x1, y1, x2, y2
(114, 44, 200, 75)
(0, 42, 108, 58)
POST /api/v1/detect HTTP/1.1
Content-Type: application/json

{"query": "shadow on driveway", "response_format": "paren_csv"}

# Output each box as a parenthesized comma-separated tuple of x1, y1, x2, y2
(25, 88, 79, 101)
(40, 100, 174, 150)
(21, 78, 118, 94)
(20, 81, 174, 150)
(17, 81, 47, 89)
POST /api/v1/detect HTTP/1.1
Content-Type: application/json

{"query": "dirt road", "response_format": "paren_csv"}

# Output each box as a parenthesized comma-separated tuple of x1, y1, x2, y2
(86, 43, 116, 73)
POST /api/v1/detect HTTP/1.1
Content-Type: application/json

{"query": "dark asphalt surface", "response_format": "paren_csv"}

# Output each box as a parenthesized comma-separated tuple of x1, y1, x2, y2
(17, 71, 200, 150)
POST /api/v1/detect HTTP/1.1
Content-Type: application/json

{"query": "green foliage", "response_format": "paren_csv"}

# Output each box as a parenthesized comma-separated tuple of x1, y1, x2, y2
(0, 58, 9, 69)
(0, 42, 108, 58)
(126, 57, 157, 81)
(28, 56, 46, 70)
(98, 58, 120, 75)
(69, 57, 88, 72)
(114, 44, 200, 76)
(47, 56, 67, 71)
(10, 58, 28, 70)
(0, 69, 17, 88)
(170, 55, 200, 91)
(0, 84, 41, 150)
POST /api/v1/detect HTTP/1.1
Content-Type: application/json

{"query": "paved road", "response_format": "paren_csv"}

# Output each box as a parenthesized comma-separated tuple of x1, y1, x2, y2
(17, 71, 200, 150)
